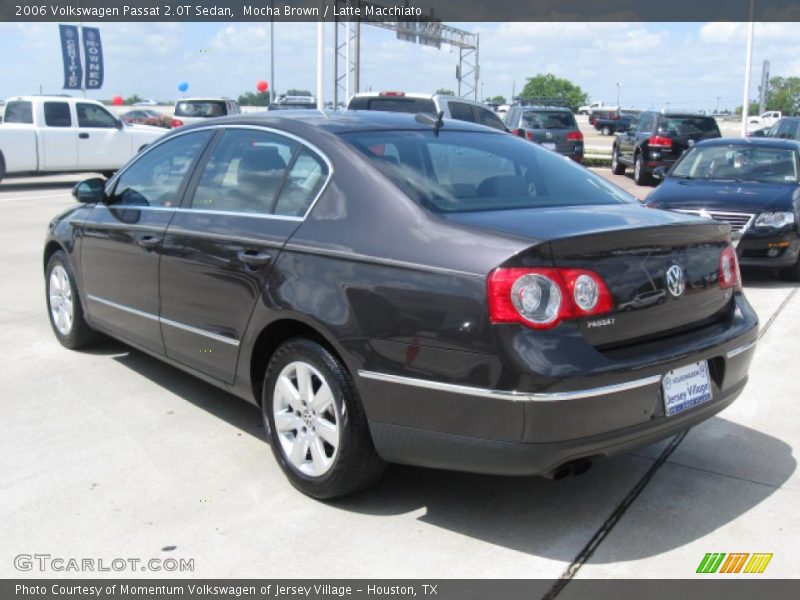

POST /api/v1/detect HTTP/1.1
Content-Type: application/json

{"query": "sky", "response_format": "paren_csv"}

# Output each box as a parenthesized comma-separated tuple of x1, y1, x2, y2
(0, 21, 797, 111)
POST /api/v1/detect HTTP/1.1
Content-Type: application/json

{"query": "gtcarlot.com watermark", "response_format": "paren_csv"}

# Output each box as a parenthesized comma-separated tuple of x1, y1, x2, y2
(14, 553, 194, 573)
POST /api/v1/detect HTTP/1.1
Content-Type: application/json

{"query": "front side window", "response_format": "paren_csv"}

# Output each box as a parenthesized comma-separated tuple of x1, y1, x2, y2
(109, 130, 212, 207)
(671, 145, 799, 184)
(43, 102, 72, 127)
(189, 129, 296, 214)
(342, 130, 634, 213)
(4, 101, 33, 124)
(77, 103, 117, 128)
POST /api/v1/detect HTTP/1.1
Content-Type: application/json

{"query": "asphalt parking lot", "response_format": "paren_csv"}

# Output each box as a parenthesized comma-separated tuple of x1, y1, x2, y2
(0, 172, 797, 581)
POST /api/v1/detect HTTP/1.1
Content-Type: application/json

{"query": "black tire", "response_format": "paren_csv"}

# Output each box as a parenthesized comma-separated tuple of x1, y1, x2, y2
(780, 256, 800, 282)
(634, 153, 651, 185)
(262, 338, 386, 499)
(611, 146, 626, 175)
(45, 250, 98, 349)
(0, 153, 5, 184)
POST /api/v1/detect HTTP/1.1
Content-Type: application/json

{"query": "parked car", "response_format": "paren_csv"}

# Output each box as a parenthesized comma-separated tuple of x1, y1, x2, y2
(120, 109, 171, 129)
(132, 99, 159, 106)
(646, 138, 800, 281)
(347, 92, 507, 131)
(612, 110, 722, 185)
(504, 106, 584, 162)
(0, 95, 165, 182)
(170, 97, 241, 128)
(593, 111, 634, 136)
(44, 111, 758, 498)
(751, 116, 800, 140)
(747, 110, 782, 132)
(578, 101, 614, 116)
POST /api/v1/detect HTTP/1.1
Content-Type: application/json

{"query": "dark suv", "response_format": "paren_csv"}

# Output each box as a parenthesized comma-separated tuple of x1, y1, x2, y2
(612, 111, 721, 185)
(761, 117, 800, 140)
(504, 106, 584, 162)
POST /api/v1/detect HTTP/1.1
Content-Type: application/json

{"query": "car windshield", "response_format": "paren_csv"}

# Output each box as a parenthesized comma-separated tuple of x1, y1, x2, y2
(522, 111, 576, 130)
(658, 117, 720, 137)
(340, 130, 634, 213)
(174, 100, 226, 117)
(671, 145, 799, 184)
(269, 103, 317, 110)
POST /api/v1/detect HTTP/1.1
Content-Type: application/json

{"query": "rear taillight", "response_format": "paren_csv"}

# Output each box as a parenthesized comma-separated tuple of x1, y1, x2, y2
(648, 135, 672, 148)
(567, 131, 584, 141)
(488, 267, 613, 330)
(511, 128, 526, 138)
(170, 118, 184, 128)
(525, 131, 534, 141)
(719, 245, 741, 290)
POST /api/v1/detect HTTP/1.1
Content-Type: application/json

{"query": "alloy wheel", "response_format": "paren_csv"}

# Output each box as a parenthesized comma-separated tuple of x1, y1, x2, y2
(49, 265, 74, 336)
(272, 360, 340, 477)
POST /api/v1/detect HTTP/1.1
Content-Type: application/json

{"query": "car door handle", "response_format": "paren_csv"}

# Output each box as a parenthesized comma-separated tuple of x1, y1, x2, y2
(237, 250, 272, 267)
(137, 235, 162, 249)
(79, 133, 89, 139)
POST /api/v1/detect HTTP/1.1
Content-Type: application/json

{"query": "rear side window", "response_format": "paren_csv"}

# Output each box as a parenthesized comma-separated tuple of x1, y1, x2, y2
(273, 149, 329, 217)
(448, 102, 474, 122)
(522, 111, 576, 130)
(4, 101, 33, 124)
(342, 130, 633, 213)
(189, 129, 297, 215)
(472, 106, 506, 131)
(110, 130, 212, 208)
(43, 102, 72, 127)
(77, 103, 117, 128)
(350, 97, 436, 115)
(174, 100, 227, 118)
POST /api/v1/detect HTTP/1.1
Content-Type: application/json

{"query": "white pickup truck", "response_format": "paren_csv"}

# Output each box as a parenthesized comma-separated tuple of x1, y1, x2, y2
(0, 96, 166, 182)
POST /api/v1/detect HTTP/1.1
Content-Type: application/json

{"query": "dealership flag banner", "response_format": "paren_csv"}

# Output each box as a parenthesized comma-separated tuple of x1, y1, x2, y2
(81, 26, 103, 90)
(58, 24, 82, 90)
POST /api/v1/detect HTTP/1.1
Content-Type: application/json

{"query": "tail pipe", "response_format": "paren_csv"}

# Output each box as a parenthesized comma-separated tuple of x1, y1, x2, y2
(544, 458, 593, 480)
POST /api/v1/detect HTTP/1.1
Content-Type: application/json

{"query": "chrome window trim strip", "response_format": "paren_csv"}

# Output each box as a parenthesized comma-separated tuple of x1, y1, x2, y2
(726, 339, 757, 359)
(105, 123, 334, 222)
(357, 370, 662, 402)
(87, 295, 239, 347)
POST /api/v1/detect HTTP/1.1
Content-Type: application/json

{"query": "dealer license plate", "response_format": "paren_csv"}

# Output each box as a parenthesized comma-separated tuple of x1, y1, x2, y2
(662, 361, 712, 417)
(541, 142, 557, 150)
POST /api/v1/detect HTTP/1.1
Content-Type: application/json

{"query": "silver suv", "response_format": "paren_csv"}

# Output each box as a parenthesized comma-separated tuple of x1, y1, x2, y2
(347, 92, 507, 131)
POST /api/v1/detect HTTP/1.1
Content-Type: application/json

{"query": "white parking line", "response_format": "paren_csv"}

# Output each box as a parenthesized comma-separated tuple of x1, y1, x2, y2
(0, 193, 70, 203)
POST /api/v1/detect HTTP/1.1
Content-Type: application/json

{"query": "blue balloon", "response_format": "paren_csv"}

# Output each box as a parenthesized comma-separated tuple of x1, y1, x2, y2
(177, 81, 189, 93)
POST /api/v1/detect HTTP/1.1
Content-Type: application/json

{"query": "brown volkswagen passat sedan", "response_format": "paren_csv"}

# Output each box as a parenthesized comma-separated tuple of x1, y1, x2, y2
(44, 111, 758, 498)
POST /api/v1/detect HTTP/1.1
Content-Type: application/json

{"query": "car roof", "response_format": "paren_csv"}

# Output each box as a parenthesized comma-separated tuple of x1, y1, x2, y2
(171, 109, 505, 137)
(696, 137, 800, 149)
(175, 97, 231, 103)
(520, 106, 572, 112)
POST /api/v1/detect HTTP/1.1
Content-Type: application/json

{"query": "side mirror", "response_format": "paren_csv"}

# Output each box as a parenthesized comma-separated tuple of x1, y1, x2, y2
(72, 178, 106, 203)
(652, 166, 668, 180)
(749, 129, 766, 138)
(115, 118, 124, 129)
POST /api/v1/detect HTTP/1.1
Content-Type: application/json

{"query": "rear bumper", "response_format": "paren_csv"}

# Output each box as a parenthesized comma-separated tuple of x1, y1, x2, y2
(358, 297, 758, 476)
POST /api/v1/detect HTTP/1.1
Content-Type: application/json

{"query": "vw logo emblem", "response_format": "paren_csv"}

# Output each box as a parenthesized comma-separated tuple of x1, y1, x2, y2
(688, 139, 696, 147)
(665, 264, 685, 297)
(545, 131, 553, 139)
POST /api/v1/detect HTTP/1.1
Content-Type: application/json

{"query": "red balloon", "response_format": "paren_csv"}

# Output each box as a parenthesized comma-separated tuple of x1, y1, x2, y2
(112, 95, 123, 106)
(256, 80, 269, 93)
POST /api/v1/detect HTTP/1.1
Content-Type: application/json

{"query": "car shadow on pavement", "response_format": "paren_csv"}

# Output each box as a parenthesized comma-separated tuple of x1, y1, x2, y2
(103, 341, 794, 563)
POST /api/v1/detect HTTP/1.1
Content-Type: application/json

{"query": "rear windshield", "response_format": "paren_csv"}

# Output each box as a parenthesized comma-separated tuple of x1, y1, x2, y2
(522, 111, 576, 130)
(341, 130, 634, 213)
(349, 97, 437, 115)
(269, 103, 317, 110)
(174, 100, 227, 118)
(672, 145, 799, 184)
(658, 117, 720, 137)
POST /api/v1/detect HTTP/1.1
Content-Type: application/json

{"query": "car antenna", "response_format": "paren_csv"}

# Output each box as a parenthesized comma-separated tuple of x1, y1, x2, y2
(415, 111, 445, 136)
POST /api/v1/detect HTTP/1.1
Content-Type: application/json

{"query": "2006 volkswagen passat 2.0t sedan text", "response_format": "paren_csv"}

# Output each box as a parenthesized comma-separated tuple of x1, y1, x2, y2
(43, 111, 759, 498)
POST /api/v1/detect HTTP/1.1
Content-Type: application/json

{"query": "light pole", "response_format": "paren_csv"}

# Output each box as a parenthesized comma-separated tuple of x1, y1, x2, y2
(270, 0, 275, 103)
(741, 0, 756, 137)
(616, 82, 621, 109)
